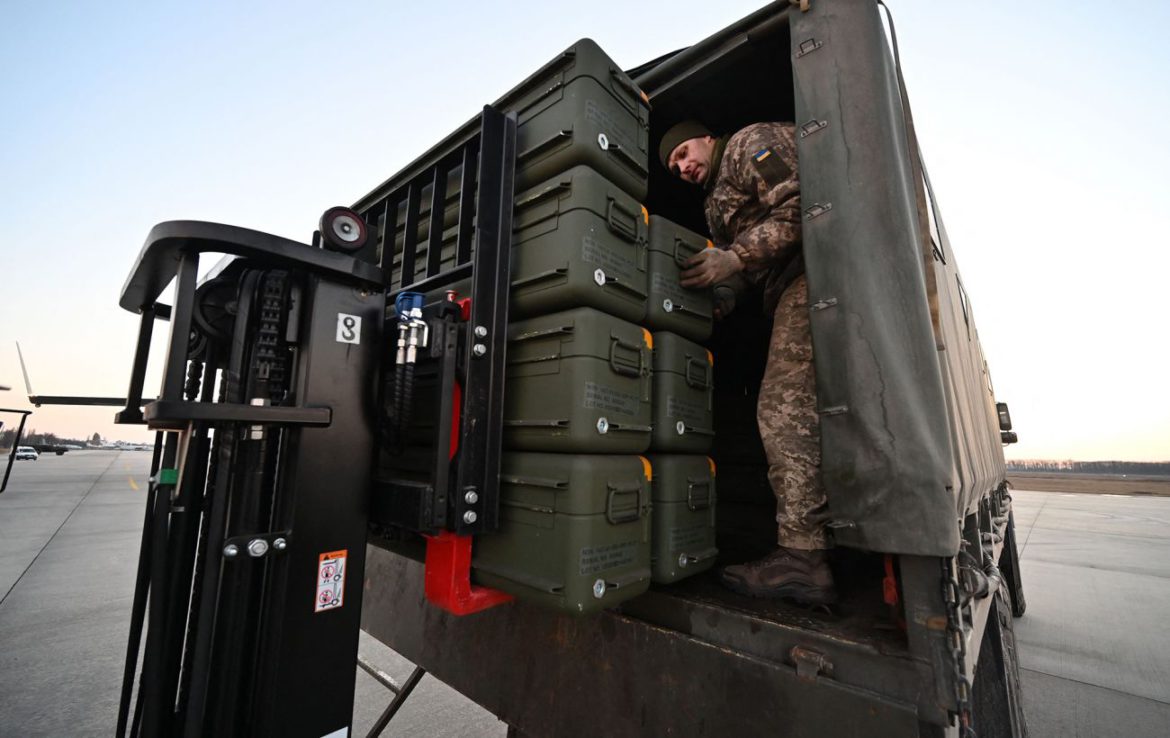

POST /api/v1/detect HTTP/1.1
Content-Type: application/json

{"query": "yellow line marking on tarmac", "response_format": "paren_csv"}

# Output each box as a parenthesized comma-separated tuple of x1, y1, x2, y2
(129, 477, 139, 491)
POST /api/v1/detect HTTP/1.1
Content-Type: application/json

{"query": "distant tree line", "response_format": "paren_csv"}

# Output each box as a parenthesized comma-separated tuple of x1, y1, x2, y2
(0, 428, 90, 449)
(1008, 459, 1170, 476)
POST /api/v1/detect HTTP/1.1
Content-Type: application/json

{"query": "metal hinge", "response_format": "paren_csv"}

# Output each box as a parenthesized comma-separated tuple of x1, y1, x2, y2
(800, 119, 829, 138)
(791, 646, 833, 681)
(796, 38, 823, 58)
(804, 202, 832, 220)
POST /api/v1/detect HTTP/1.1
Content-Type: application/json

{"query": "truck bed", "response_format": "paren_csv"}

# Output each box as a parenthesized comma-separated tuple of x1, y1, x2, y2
(362, 540, 928, 737)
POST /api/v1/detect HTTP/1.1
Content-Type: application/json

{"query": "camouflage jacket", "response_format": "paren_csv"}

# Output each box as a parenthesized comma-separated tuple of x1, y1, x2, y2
(703, 122, 802, 313)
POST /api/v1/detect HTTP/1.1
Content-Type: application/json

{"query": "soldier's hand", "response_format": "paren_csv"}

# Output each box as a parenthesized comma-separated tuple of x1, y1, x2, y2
(680, 248, 743, 289)
(713, 284, 736, 320)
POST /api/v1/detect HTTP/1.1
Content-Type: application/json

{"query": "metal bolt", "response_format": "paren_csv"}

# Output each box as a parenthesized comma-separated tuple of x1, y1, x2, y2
(464, 490, 479, 505)
(597, 133, 610, 150)
(678, 553, 690, 569)
(593, 268, 606, 286)
(273, 538, 287, 551)
(676, 421, 686, 436)
(592, 579, 607, 599)
(474, 325, 488, 338)
(247, 539, 269, 557)
(596, 417, 609, 434)
(663, 298, 674, 313)
(463, 510, 478, 524)
(473, 343, 487, 357)
(223, 544, 239, 558)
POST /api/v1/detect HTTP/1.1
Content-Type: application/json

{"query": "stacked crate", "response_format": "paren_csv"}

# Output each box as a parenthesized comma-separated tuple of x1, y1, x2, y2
(382, 40, 716, 613)
(642, 216, 719, 584)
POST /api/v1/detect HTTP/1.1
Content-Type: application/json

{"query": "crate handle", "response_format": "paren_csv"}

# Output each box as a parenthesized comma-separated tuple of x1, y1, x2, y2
(672, 236, 705, 265)
(685, 356, 711, 389)
(503, 419, 570, 429)
(687, 478, 713, 511)
(511, 266, 569, 292)
(606, 198, 640, 242)
(514, 180, 572, 210)
(606, 482, 644, 524)
(517, 129, 573, 164)
(604, 568, 650, 590)
(600, 275, 647, 302)
(509, 323, 574, 342)
(604, 139, 649, 179)
(669, 301, 708, 320)
(499, 475, 567, 491)
(608, 68, 648, 115)
(609, 336, 645, 377)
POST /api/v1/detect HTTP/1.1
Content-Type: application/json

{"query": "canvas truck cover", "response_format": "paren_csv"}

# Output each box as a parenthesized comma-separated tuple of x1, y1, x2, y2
(786, 0, 959, 556)
(636, 0, 1010, 557)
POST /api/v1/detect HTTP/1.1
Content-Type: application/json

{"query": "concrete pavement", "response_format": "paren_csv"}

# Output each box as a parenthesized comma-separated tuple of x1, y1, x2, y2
(1011, 491, 1170, 737)
(2, 451, 1168, 736)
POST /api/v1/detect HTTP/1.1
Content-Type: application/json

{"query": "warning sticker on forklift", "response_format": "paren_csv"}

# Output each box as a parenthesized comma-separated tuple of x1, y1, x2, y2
(315, 549, 347, 613)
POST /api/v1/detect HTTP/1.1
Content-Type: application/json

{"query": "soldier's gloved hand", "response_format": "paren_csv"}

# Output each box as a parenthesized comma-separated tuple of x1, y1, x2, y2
(712, 273, 748, 320)
(680, 247, 743, 289)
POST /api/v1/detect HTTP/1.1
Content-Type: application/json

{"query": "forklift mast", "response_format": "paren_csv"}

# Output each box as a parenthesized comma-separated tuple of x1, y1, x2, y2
(113, 107, 516, 737)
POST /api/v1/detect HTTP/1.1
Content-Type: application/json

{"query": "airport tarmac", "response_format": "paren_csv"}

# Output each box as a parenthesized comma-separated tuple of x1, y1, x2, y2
(1, 450, 1167, 737)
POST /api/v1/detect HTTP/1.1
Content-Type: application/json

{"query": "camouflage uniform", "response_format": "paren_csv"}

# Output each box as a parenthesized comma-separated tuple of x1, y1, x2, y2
(704, 122, 829, 551)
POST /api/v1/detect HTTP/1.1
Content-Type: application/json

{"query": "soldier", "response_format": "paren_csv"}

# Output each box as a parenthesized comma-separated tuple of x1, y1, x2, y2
(661, 120, 835, 606)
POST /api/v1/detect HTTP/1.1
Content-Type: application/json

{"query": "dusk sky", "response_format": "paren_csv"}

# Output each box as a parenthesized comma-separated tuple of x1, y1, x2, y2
(1, 1, 1167, 461)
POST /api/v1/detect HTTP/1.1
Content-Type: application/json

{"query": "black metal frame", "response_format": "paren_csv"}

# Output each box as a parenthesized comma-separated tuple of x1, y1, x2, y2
(0, 408, 33, 493)
(356, 658, 427, 738)
(112, 103, 515, 738)
(370, 106, 517, 537)
(114, 218, 384, 737)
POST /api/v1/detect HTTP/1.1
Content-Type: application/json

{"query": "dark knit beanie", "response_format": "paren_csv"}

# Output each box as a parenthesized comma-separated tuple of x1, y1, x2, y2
(658, 120, 713, 169)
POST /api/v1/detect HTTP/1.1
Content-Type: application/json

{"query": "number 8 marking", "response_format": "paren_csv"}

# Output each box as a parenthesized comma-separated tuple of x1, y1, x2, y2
(336, 313, 362, 344)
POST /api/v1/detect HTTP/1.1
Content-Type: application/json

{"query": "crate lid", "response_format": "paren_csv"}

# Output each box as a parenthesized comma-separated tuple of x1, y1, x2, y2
(509, 307, 651, 371)
(500, 452, 652, 518)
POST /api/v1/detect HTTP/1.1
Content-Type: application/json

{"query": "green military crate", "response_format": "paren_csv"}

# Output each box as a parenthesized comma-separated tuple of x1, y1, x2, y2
(363, 38, 650, 273)
(650, 331, 715, 453)
(511, 166, 648, 322)
(388, 224, 459, 289)
(473, 452, 652, 615)
(647, 455, 718, 583)
(511, 39, 650, 200)
(645, 215, 714, 341)
(384, 170, 465, 261)
(505, 307, 652, 453)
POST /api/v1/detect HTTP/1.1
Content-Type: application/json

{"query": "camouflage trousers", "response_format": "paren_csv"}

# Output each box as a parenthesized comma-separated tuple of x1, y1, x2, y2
(757, 273, 830, 550)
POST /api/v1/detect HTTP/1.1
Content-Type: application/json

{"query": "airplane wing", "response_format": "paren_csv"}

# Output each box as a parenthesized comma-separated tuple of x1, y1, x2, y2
(16, 342, 129, 407)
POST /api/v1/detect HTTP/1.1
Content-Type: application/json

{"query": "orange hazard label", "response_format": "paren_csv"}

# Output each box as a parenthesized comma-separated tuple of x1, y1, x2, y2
(315, 549, 347, 613)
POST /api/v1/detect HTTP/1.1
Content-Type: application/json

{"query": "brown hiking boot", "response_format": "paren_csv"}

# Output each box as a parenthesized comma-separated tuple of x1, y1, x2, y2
(719, 547, 837, 605)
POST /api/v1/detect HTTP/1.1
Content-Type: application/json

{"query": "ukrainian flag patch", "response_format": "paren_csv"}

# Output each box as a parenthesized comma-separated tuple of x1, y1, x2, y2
(750, 146, 792, 186)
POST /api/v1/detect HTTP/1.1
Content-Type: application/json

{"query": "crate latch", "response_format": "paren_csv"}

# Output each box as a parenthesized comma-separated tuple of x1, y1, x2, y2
(791, 646, 833, 681)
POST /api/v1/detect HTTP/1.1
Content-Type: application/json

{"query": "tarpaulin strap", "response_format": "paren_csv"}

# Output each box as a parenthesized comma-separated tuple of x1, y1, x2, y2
(882, 554, 899, 606)
(883, 554, 907, 631)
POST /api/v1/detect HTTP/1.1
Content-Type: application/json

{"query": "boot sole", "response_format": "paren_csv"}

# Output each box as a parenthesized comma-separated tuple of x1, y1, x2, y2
(720, 576, 838, 607)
